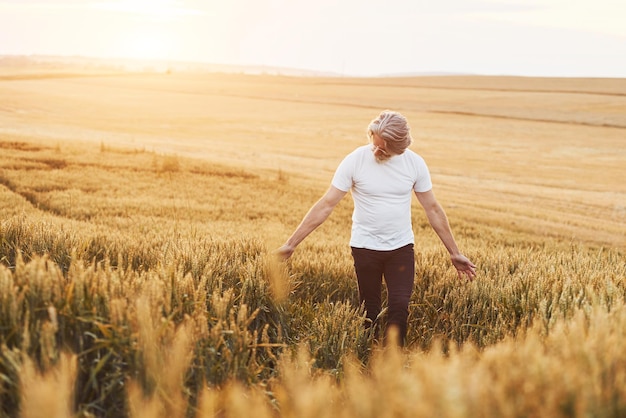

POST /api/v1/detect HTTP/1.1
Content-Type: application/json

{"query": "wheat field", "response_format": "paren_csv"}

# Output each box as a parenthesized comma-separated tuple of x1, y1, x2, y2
(0, 68, 625, 417)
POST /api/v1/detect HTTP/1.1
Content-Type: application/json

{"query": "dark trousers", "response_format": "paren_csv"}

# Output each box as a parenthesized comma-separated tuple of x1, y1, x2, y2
(351, 244, 415, 346)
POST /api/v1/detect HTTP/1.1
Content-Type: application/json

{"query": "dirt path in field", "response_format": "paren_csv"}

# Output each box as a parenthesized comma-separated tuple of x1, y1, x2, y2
(427, 110, 626, 129)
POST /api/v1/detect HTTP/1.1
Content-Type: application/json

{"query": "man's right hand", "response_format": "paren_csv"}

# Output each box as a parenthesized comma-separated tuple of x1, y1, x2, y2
(275, 244, 295, 261)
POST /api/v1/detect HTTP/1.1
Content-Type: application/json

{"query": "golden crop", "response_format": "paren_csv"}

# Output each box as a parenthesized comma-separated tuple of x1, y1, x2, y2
(0, 70, 625, 417)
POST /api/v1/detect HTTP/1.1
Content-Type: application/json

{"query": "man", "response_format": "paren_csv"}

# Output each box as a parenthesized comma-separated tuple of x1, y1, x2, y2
(277, 110, 476, 346)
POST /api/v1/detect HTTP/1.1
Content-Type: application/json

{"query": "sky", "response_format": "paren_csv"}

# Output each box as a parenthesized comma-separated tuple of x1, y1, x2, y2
(1, 0, 625, 77)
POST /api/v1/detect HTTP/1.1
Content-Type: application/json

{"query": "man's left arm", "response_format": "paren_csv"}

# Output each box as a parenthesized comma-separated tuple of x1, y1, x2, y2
(414, 189, 477, 280)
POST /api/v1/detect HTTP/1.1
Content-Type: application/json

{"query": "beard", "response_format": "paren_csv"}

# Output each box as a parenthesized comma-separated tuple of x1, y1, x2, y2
(373, 146, 391, 162)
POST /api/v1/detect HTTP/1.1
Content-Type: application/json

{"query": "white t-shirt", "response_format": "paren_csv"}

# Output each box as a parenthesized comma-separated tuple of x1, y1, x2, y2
(331, 145, 432, 250)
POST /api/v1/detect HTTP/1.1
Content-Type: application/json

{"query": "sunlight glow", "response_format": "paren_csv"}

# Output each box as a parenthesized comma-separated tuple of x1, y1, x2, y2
(89, 1, 198, 60)
(0, 0, 624, 76)
(92, 0, 205, 19)
(122, 30, 174, 60)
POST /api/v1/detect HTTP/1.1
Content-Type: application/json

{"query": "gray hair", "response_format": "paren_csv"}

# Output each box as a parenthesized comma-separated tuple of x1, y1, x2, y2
(367, 110, 413, 156)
